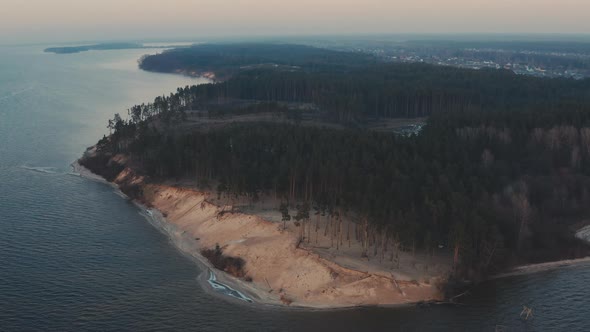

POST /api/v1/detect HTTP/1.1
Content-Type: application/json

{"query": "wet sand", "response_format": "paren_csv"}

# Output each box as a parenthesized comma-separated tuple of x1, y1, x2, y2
(490, 257, 590, 280)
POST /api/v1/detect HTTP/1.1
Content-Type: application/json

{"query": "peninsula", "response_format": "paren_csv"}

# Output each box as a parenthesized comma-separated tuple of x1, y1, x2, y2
(80, 44, 590, 307)
(44, 42, 191, 54)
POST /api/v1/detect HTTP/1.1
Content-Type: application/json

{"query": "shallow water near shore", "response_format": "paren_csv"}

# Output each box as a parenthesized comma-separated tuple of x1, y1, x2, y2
(1, 44, 590, 331)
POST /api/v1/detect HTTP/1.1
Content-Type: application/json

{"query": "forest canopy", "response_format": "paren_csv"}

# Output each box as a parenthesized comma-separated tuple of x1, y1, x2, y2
(139, 44, 590, 122)
(139, 43, 378, 79)
(87, 44, 590, 278)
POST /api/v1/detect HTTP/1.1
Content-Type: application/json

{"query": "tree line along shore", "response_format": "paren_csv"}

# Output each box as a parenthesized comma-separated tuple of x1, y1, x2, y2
(82, 44, 590, 302)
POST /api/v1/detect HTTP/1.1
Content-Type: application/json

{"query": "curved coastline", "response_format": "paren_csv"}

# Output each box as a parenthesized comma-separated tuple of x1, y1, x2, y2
(73, 156, 590, 310)
(71, 156, 443, 309)
(72, 160, 269, 308)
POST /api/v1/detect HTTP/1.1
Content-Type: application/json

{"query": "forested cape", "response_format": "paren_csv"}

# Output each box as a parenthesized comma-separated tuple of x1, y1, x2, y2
(87, 44, 590, 279)
(139, 43, 378, 79)
(139, 44, 590, 122)
(45, 43, 145, 54)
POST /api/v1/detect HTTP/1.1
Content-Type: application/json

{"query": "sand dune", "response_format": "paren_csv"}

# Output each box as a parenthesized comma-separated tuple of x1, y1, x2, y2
(140, 183, 443, 307)
(71, 158, 446, 308)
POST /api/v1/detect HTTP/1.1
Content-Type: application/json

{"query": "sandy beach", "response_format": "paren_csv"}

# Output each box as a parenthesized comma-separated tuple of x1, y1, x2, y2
(73, 153, 590, 309)
(490, 256, 590, 280)
(73, 156, 448, 308)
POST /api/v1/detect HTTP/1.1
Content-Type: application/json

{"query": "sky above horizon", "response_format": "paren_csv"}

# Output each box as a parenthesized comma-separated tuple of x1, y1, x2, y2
(1, 0, 589, 44)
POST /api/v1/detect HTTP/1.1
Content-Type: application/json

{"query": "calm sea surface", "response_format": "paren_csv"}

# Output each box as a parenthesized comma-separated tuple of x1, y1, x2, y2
(1, 45, 589, 332)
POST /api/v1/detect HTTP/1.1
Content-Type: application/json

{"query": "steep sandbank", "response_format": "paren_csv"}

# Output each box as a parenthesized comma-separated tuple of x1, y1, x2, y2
(75, 150, 446, 308)
(75, 147, 590, 308)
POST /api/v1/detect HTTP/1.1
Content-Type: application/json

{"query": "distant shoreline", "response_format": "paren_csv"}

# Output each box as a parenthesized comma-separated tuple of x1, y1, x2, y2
(44, 42, 191, 54)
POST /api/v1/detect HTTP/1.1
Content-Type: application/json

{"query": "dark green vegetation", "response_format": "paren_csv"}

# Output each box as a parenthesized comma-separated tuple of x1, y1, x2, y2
(138, 43, 590, 121)
(45, 43, 166, 54)
(201, 245, 247, 279)
(45, 43, 144, 54)
(139, 43, 377, 79)
(89, 44, 590, 280)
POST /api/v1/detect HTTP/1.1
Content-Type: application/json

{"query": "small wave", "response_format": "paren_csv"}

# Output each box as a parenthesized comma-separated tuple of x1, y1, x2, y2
(134, 203, 255, 304)
(113, 190, 128, 199)
(208, 270, 253, 303)
(576, 225, 590, 244)
(0, 86, 34, 102)
(20, 165, 59, 174)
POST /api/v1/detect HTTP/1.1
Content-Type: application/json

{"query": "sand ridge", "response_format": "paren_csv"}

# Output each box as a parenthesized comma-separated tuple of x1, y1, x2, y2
(107, 164, 445, 307)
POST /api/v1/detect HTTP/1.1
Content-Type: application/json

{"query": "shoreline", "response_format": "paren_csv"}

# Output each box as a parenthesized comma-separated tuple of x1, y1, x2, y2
(489, 256, 590, 280)
(72, 160, 430, 310)
(73, 159, 590, 309)
(72, 161, 279, 309)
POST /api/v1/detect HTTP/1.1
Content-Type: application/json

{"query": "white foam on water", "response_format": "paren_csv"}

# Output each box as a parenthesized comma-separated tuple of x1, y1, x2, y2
(134, 203, 253, 303)
(113, 190, 128, 199)
(576, 225, 590, 244)
(0, 86, 34, 102)
(20, 165, 59, 174)
(207, 270, 253, 303)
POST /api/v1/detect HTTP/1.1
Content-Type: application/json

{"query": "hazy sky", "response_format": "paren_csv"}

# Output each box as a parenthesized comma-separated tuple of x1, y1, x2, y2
(1, 0, 589, 44)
